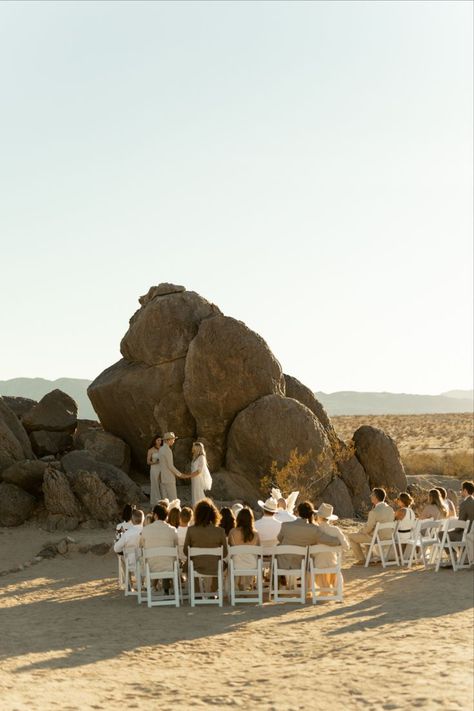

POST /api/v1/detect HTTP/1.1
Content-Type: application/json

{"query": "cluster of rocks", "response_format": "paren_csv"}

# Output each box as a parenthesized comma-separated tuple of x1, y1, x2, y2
(87, 283, 408, 518)
(0, 390, 142, 530)
(0, 536, 111, 577)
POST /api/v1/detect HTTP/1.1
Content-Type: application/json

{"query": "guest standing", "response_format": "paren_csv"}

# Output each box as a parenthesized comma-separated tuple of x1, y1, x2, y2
(147, 435, 162, 506)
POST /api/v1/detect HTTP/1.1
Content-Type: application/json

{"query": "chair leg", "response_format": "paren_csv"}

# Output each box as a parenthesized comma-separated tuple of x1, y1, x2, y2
(190, 564, 195, 607)
(146, 569, 152, 608)
(218, 565, 223, 608)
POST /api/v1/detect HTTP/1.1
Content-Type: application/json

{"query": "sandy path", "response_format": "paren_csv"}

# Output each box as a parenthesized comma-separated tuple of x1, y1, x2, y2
(1, 540, 473, 711)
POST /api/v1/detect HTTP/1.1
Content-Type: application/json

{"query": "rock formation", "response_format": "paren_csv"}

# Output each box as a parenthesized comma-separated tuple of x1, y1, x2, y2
(353, 426, 407, 491)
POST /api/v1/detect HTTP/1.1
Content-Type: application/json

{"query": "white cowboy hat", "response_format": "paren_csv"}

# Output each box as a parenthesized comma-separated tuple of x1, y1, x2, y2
(231, 503, 244, 515)
(163, 432, 177, 440)
(315, 503, 338, 521)
(257, 497, 278, 513)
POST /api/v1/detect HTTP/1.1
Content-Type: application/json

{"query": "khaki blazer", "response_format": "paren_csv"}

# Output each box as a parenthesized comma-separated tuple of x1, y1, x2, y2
(159, 442, 182, 485)
(140, 520, 178, 573)
(360, 502, 394, 539)
(183, 525, 228, 575)
(277, 518, 338, 569)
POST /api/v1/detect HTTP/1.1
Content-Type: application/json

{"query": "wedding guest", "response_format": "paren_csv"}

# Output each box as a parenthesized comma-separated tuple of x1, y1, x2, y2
(255, 498, 282, 546)
(147, 434, 162, 506)
(449, 481, 474, 542)
(420, 489, 449, 520)
(188, 442, 213, 506)
(394, 492, 416, 543)
(183, 499, 228, 578)
(277, 501, 338, 569)
(348, 488, 395, 563)
(231, 503, 244, 516)
(114, 509, 144, 585)
(228, 508, 261, 589)
(160, 432, 184, 500)
(313, 503, 350, 593)
(177, 507, 193, 548)
(274, 498, 297, 523)
(115, 504, 133, 543)
(143, 512, 155, 527)
(167, 506, 181, 529)
(140, 504, 178, 578)
(219, 507, 236, 537)
(435, 487, 457, 518)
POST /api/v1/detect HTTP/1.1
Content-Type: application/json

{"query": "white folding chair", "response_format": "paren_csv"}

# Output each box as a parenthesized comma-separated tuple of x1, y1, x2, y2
(436, 520, 471, 572)
(188, 547, 224, 607)
(364, 522, 400, 568)
(117, 556, 125, 590)
(308, 545, 343, 604)
(395, 517, 419, 565)
(272, 545, 307, 604)
(261, 545, 277, 600)
(141, 547, 181, 607)
(229, 546, 263, 605)
(123, 545, 140, 597)
(416, 520, 445, 569)
(458, 520, 474, 569)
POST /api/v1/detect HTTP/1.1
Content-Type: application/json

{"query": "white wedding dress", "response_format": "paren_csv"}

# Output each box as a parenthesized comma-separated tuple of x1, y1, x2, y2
(191, 454, 212, 506)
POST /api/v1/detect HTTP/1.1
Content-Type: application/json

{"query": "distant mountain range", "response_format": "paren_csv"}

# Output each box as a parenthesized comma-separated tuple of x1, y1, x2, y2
(315, 390, 473, 416)
(0, 378, 472, 419)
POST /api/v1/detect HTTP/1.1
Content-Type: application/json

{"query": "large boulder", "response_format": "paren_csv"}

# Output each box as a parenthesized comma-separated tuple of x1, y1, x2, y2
(0, 481, 36, 526)
(88, 358, 195, 470)
(226, 395, 334, 496)
(70, 470, 119, 521)
(210, 469, 261, 508)
(61, 450, 142, 505)
(120, 287, 221, 366)
(22, 389, 78, 433)
(2, 396, 38, 419)
(336, 453, 371, 514)
(29, 430, 73, 457)
(317, 477, 354, 519)
(81, 430, 131, 473)
(42, 467, 82, 518)
(353, 426, 407, 492)
(184, 316, 285, 469)
(1, 459, 48, 495)
(0, 397, 34, 473)
(284, 374, 334, 438)
(73, 419, 103, 449)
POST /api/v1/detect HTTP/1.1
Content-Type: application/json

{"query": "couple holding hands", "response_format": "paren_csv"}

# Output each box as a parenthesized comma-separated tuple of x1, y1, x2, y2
(147, 432, 212, 506)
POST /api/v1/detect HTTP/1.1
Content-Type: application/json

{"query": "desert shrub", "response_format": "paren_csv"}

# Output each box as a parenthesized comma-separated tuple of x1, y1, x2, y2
(402, 450, 473, 478)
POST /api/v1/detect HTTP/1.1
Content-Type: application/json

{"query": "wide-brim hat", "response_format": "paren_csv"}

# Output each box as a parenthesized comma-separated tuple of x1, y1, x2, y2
(258, 497, 278, 513)
(315, 503, 338, 521)
(163, 432, 177, 440)
(231, 503, 244, 514)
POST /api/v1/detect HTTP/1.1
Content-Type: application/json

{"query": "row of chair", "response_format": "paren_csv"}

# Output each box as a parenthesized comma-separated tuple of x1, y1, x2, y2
(363, 518, 473, 571)
(120, 543, 344, 608)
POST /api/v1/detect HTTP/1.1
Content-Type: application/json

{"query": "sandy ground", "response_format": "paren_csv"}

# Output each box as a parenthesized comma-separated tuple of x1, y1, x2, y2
(1, 525, 473, 711)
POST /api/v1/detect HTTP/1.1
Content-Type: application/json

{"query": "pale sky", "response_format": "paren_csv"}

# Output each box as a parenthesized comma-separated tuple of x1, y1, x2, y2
(0, 0, 472, 395)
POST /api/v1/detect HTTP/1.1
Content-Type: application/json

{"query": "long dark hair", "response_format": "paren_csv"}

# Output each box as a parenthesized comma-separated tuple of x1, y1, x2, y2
(149, 433, 162, 449)
(219, 507, 236, 536)
(236, 508, 256, 543)
(194, 499, 220, 527)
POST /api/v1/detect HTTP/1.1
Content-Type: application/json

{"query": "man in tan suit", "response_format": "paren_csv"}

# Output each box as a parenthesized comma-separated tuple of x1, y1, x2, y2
(140, 503, 178, 573)
(277, 501, 339, 569)
(159, 432, 183, 500)
(348, 488, 394, 563)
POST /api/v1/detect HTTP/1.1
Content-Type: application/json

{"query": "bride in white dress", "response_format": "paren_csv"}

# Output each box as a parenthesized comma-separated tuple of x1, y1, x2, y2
(189, 442, 212, 506)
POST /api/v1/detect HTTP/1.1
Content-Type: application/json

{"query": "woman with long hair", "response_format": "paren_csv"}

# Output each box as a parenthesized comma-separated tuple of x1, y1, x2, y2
(395, 492, 416, 542)
(183, 499, 227, 579)
(219, 507, 236, 537)
(147, 434, 162, 507)
(188, 441, 213, 506)
(228, 507, 261, 590)
(420, 489, 449, 520)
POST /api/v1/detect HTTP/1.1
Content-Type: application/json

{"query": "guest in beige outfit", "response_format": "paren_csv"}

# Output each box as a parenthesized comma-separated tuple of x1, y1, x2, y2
(348, 488, 394, 563)
(313, 503, 349, 593)
(419, 489, 448, 520)
(140, 503, 178, 573)
(159, 432, 184, 501)
(277, 501, 338, 569)
(183, 499, 228, 577)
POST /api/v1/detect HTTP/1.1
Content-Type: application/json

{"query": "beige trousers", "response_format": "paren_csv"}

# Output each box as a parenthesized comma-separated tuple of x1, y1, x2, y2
(349, 532, 372, 562)
(161, 479, 177, 501)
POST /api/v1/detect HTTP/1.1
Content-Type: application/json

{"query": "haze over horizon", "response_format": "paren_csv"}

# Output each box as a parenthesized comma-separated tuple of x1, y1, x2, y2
(0, 1, 472, 395)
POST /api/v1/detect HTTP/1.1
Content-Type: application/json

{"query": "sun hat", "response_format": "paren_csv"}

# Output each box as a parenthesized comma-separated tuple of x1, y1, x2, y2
(315, 503, 338, 521)
(231, 503, 244, 515)
(163, 432, 177, 440)
(257, 497, 278, 513)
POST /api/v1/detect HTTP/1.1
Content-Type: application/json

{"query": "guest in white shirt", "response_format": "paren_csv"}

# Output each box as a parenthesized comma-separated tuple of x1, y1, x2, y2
(115, 504, 134, 543)
(274, 498, 297, 523)
(177, 507, 193, 548)
(114, 509, 144, 587)
(254, 498, 282, 546)
(313, 503, 349, 594)
(140, 504, 178, 574)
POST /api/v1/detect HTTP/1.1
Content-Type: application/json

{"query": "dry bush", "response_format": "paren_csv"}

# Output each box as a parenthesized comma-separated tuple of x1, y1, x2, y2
(402, 450, 473, 478)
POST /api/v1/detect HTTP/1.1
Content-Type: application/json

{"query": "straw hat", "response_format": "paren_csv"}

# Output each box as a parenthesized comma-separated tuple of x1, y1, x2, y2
(257, 497, 278, 513)
(315, 503, 338, 521)
(163, 432, 177, 440)
(231, 503, 244, 515)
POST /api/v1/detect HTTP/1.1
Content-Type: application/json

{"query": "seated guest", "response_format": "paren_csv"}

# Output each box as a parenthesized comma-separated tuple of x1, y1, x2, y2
(277, 501, 338, 569)
(177, 506, 193, 547)
(228, 508, 261, 589)
(183, 499, 228, 578)
(231, 503, 244, 516)
(435, 487, 457, 518)
(348, 488, 394, 563)
(394, 492, 416, 542)
(420, 489, 448, 520)
(219, 507, 236, 537)
(143, 512, 155, 527)
(140, 503, 178, 574)
(313, 503, 350, 593)
(115, 504, 134, 543)
(449, 480, 474, 542)
(271, 488, 298, 523)
(114, 509, 144, 582)
(255, 498, 282, 546)
(167, 506, 181, 529)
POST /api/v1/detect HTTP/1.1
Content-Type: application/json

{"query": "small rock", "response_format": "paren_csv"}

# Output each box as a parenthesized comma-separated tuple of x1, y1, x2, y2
(56, 539, 68, 555)
(90, 542, 112, 556)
